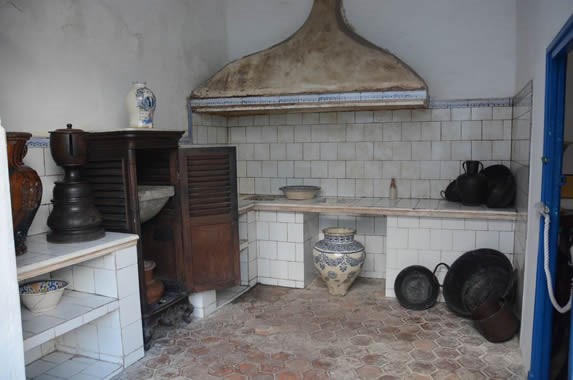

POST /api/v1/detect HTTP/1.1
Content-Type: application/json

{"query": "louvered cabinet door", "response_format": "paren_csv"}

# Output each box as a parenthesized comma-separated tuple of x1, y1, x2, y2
(84, 159, 129, 232)
(179, 147, 239, 292)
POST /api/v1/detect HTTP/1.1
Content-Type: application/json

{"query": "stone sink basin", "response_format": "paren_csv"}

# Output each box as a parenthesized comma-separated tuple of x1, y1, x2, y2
(138, 185, 175, 223)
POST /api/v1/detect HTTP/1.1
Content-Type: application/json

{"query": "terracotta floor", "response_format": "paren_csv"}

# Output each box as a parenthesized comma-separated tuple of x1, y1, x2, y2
(114, 278, 523, 379)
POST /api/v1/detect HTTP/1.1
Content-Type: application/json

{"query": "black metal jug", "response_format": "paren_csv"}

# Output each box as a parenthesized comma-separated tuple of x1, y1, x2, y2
(47, 124, 104, 243)
(455, 160, 488, 206)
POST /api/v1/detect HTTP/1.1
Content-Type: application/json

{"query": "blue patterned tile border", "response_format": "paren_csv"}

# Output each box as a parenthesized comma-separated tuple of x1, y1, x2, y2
(428, 97, 513, 109)
(190, 92, 512, 114)
(189, 90, 429, 108)
(179, 136, 193, 146)
(27, 137, 49, 148)
(28, 134, 197, 149)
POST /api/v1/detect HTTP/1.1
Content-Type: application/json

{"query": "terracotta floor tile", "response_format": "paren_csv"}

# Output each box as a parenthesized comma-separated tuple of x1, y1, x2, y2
(154, 366, 181, 378)
(143, 354, 171, 369)
(223, 374, 247, 380)
(408, 360, 437, 375)
(302, 368, 330, 380)
(113, 279, 522, 380)
(252, 374, 274, 380)
(277, 370, 302, 380)
(207, 364, 234, 377)
(410, 349, 436, 361)
(356, 365, 382, 379)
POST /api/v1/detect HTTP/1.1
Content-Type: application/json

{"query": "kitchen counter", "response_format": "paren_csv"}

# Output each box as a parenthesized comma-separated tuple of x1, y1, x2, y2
(17, 232, 144, 377)
(238, 195, 517, 221)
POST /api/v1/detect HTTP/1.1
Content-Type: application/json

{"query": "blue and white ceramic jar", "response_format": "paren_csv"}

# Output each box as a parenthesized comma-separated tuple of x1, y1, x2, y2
(313, 227, 365, 296)
(126, 82, 156, 128)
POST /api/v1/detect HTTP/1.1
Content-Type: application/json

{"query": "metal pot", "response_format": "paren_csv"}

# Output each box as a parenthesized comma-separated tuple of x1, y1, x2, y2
(471, 298, 519, 343)
(486, 174, 516, 208)
(455, 161, 488, 206)
(441, 180, 461, 202)
(442, 249, 513, 317)
(394, 263, 449, 310)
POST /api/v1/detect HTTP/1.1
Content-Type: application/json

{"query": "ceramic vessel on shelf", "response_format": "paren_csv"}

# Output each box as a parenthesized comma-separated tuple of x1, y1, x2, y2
(144, 260, 165, 305)
(313, 227, 365, 296)
(19, 280, 68, 312)
(456, 160, 488, 206)
(126, 82, 156, 128)
(7, 132, 42, 255)
(279, 185, 320, 200)
(389, 178, 398, 200)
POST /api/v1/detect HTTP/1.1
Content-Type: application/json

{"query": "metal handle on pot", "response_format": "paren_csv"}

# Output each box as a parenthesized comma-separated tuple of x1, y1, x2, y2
(432, 262, 450, 286)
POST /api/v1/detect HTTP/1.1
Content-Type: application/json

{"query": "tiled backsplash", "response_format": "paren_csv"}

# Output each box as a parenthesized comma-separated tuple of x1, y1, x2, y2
(255, 210, 316, 288)
(386, 215, 515, 298)
(193, 105, 513, 199)
(511, 81, 533, 315)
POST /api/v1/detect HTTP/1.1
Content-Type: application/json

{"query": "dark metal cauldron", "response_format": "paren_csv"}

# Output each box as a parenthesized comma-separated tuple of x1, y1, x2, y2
(471, 298, 519, 343)
(480, 164, 516, 208)
(442, 249, 513, 317)
(441, 180, 461, 202)
(47, 124, 104, 243)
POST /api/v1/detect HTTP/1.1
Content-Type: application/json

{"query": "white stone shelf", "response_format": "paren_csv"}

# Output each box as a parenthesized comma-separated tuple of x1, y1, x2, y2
(17, 232, 139, 281)
(26, 351, 122, 380)
(21, 290, 118, 351)
(238, 195, 518, 220)
(16, 232, 143, 371)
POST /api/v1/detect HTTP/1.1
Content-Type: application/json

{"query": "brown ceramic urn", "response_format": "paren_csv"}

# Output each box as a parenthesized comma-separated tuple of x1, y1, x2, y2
(7, 132, 42, 255)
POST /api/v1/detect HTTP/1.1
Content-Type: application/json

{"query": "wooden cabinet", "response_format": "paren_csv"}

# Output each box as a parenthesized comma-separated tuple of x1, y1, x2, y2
(179, 147, 240, 292)
(85, 130, 188, 347)
(84, 130, 239, 346)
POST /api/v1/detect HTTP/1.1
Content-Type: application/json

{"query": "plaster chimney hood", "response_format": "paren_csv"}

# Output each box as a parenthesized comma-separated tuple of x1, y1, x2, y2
(189, 0, 428, 115)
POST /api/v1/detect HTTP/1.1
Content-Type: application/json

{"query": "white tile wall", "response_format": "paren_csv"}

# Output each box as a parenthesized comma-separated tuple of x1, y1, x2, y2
(218, 108, 513, 198)
(255, 211, 318, 288)
(28, 246, 144, 370)
(386, 216, 515, 297)
(511, 82, 532, 317)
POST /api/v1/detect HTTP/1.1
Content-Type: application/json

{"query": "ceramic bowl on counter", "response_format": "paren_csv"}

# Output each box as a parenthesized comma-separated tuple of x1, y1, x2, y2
(279, 185, 321, 200)
(19, 279, 68, 312)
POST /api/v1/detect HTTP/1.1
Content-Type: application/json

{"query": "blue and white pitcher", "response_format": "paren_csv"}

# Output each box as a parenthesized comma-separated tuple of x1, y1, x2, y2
(126, 82, 156, 128)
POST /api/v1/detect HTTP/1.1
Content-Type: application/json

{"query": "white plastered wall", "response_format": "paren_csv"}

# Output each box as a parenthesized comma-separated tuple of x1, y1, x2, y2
(0, 0, 228, 135)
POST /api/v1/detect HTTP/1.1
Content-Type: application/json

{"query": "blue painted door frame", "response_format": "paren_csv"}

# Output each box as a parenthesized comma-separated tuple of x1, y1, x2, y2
(529, 14, 573, 379)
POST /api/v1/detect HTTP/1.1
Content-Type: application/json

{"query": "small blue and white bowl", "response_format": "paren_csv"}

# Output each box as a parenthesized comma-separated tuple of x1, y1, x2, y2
(19, 280, 68, 312)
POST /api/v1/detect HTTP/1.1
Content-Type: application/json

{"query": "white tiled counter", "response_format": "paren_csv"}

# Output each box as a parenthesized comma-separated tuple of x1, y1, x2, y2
(236, 195, 517, 299)
(17, 232, 143, 380)
(238, 195, 517, 220)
